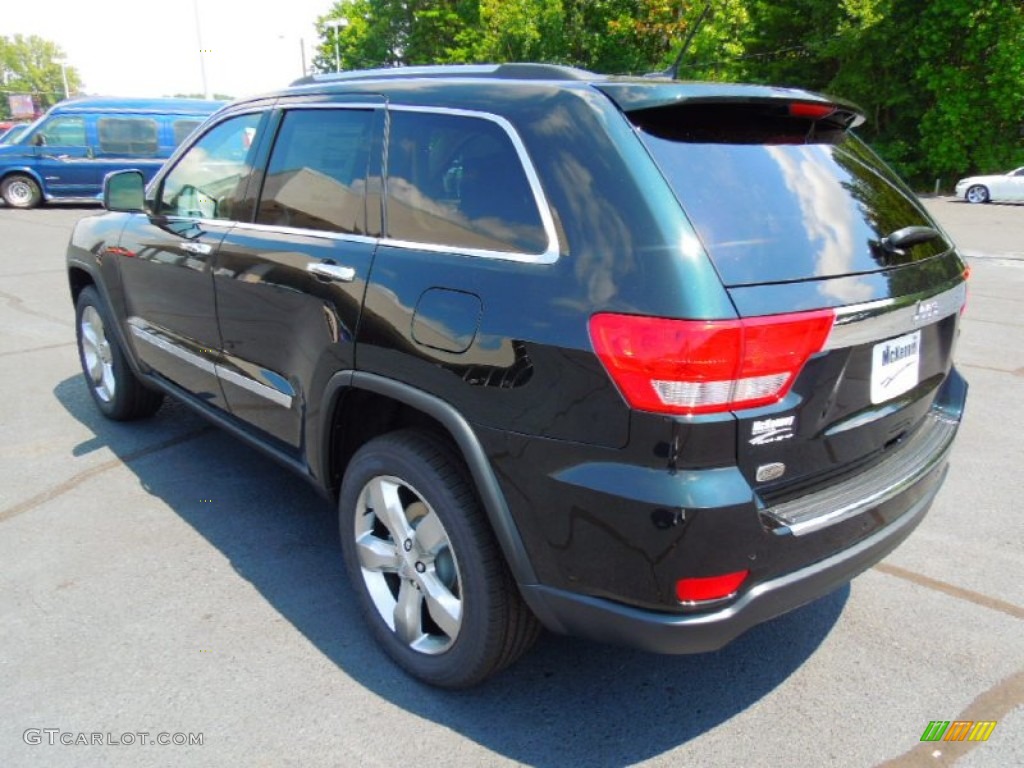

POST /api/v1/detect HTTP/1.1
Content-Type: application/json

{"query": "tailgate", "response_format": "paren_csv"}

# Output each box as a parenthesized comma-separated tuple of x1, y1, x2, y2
(625, 94, 968, 502)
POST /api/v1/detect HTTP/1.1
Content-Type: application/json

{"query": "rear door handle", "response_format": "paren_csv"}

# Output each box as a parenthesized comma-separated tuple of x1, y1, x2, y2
(307, 262, 356, 283)
(181, 242, 212, 256)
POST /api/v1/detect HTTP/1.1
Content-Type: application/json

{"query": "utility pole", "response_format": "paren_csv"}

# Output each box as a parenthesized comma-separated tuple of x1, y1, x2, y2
(192, 0, 211, 99)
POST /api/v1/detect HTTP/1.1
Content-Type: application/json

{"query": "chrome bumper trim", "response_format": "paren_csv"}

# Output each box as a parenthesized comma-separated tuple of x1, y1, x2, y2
(761, 411, 958, 536)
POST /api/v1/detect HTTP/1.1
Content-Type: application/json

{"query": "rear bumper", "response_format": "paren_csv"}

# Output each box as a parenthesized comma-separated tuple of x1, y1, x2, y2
(521, 462, 943, 654)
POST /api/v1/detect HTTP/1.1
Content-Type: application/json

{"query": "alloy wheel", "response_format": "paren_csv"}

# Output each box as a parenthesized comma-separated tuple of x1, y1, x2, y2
(354, 475, 463, 655)
(80, 305, 116, 402)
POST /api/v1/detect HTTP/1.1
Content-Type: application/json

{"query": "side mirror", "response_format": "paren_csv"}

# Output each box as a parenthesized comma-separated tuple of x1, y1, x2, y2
(104, 170, 146, 213)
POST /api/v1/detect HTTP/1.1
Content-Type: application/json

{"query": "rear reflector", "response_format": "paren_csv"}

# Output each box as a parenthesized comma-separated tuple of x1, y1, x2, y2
(676, 570, 750, 603)
(589, 310, 835, 415)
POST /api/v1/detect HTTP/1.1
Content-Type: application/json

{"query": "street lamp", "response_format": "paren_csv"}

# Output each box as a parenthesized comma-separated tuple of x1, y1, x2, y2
(323, 18, 350, 73)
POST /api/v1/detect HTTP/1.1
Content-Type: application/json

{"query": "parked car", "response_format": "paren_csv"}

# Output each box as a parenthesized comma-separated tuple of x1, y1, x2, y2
(0, 97, 223, 208)
(0, 122, 30, 145)
(955, 167, 1024, 204)
(66, 64, 969, 687)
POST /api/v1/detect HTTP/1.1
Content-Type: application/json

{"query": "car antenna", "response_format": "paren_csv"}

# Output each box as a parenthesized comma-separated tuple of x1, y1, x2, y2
(652, 2, 714, 80)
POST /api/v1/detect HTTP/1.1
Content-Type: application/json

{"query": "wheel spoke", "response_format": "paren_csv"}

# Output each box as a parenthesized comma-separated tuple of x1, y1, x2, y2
(413, 510, 447, 556)
(394, 580, 424, 646)
(88, 355, 103, 381)
(82, 322, 100, 350)
(420, 572, 462, 639)
(100, 363, 116, 400)
(356, 534, 400, 572)
(367, 477, 412, 542)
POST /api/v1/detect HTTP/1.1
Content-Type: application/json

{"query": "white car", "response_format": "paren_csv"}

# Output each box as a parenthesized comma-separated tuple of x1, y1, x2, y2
(955, 167, 1024, 204)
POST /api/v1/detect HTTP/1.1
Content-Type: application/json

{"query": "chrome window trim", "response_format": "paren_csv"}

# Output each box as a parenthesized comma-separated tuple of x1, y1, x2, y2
(154, 103, 561, 264)
(273, 102, 385, 111)
(824, 280, 967, 351)
(383, 105, 561, 265)
(129, 319, 293, 409)
(231, 220, 377, 245)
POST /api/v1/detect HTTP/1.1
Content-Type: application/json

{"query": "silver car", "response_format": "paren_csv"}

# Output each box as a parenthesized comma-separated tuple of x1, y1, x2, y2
(955, 167, 1024, 204)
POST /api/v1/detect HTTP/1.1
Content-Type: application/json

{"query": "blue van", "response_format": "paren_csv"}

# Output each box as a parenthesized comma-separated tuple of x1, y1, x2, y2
(0, 97, 224, 208)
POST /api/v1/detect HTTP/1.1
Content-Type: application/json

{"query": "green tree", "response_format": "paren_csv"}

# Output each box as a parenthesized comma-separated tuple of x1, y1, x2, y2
(0, 35, 82, 118)
(315, 0, 479, 70)
(310, 0, 1023, 186)
(910, 0, 1024, 180)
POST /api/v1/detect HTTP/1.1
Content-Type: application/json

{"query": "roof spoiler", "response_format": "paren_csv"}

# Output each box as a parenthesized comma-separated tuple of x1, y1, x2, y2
(596, 83, 866, 129)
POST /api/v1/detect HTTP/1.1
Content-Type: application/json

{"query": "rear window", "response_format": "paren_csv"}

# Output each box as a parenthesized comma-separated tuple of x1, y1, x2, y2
(632, 105, 949, 287)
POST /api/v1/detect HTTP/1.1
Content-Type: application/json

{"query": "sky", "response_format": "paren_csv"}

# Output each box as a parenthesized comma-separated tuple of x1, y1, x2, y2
(3, 0, 340, 100)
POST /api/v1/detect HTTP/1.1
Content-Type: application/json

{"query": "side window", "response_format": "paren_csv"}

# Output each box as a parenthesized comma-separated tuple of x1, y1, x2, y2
(172, 119, 202, 147)
(97, 117, 158, 156)
(385, 111, 547, 255)
(256, 108, 373, 235)
(158, 112, 262, 220)
(39, 116, 87, 147)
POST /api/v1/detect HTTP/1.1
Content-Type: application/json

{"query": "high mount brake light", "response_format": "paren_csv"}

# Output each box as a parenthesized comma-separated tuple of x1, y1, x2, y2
(589, 310, 836, 416)
(789, 102, 837, 120)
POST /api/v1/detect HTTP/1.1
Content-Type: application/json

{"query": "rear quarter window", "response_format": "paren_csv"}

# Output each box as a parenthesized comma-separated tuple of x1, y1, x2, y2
(385, 110, 548, 256)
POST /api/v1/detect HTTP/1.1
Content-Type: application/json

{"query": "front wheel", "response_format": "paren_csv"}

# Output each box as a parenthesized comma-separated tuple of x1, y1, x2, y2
(339, 430, 539, 688)
(75, 286, 164, 420)
(965, 184, 990, 204)
(1, 174, 42, 209)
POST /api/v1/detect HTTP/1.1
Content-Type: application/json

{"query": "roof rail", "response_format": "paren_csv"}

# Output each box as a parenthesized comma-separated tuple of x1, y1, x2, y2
(290, 63, 598, 87)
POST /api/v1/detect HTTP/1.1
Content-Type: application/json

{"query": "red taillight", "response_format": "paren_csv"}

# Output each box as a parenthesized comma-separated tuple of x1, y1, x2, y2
(589, 310, 835, 415)
(676, 570, 750, 603)
(789, 102, 836, 120)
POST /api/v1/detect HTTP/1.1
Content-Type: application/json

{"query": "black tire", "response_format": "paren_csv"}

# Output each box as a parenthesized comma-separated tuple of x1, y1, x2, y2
(1, 173, 42, 209)
(339, 430, 540, 688)
(965, 184, 990, 204)
(75, 286, 164, 420)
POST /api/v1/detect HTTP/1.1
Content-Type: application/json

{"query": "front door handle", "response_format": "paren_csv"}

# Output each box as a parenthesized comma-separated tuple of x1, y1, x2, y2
(307, 262, 356, 283)
(181, 242, 212, 256)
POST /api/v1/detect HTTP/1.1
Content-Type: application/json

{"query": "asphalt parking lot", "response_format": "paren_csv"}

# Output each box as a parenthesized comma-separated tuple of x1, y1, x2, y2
(0, 198, 1021, 768)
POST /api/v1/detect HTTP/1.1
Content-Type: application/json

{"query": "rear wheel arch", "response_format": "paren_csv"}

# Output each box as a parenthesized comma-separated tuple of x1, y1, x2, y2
(318, 371, 540, 588)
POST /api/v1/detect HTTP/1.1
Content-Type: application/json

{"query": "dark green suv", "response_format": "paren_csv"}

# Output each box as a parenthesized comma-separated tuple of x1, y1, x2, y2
(67, 64, 968, 687)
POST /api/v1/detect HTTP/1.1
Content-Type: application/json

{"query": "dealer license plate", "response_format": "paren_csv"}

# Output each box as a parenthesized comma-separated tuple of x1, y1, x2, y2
(870, 330, 921, 404)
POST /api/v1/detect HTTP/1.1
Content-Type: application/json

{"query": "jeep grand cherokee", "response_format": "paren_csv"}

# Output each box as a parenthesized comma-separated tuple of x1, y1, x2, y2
(66, 64, 968, 687)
